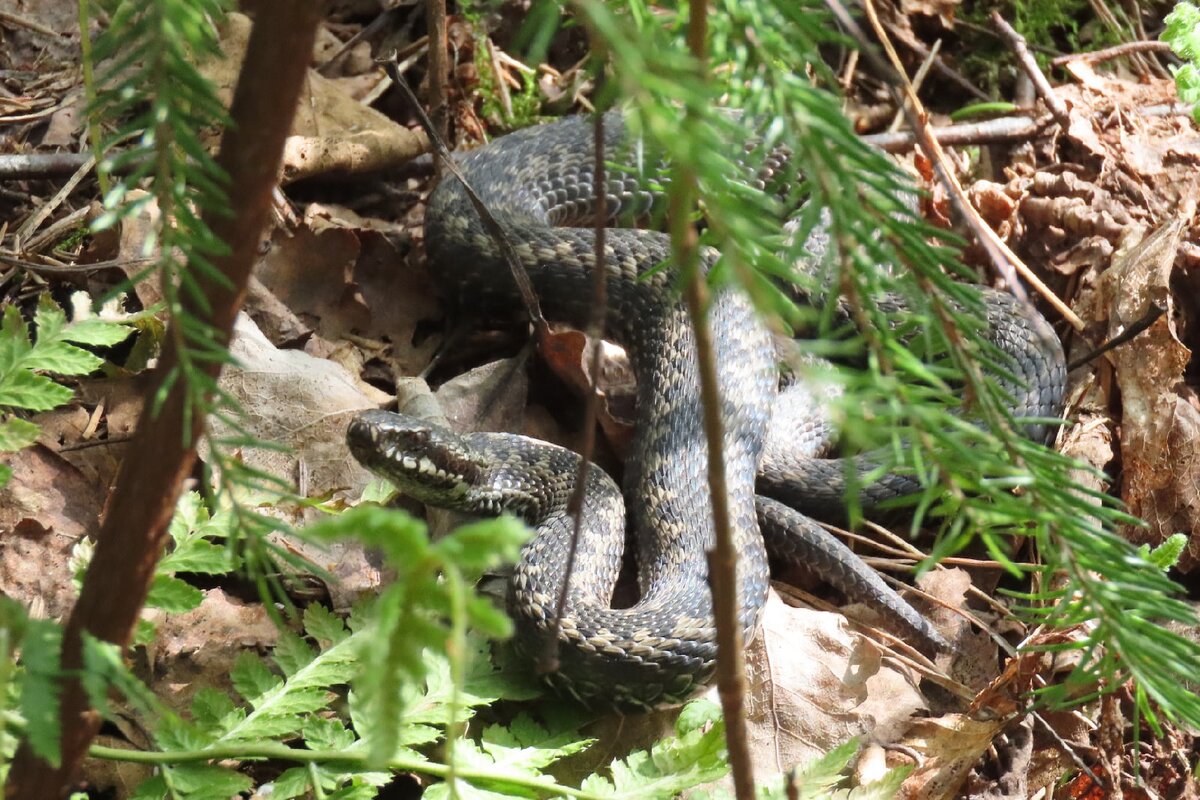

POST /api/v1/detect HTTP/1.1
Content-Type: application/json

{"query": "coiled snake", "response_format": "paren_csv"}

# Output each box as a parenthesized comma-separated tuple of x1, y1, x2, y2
(347, 112, 1067, 709)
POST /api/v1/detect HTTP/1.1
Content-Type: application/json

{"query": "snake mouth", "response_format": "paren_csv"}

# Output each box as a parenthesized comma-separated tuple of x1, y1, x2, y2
(347, 410, 480, 499)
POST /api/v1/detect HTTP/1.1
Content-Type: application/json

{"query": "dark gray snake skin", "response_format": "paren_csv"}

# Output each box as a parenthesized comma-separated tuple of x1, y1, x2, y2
(347, 112, 1067, 709)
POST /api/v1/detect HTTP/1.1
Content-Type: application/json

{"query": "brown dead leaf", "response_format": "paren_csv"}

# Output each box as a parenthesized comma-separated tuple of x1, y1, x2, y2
(899, 714, 1008, 799)
(255, 215, 440, 377)
(744, 592, 928, 776)
(212, 314, 390, 501)
(146, 589, 280, 715)
(0, 445, 102, 619)
(200, 13, 426, 182)
(1098, 213, 1200, 566)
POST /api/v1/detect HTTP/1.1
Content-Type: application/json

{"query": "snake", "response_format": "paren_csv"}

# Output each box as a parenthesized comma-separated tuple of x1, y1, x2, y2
(346, 112, 1067, 709)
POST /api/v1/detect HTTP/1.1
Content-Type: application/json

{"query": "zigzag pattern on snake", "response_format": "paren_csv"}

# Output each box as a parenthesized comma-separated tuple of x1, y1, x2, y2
(347, 112, 1067, 709)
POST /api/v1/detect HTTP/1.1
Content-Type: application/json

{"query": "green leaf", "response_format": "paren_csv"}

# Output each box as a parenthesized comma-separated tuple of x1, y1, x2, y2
(230, 652, 283, 706)
(579, 699, 729, 798)
(163, 764, 253, 799)
(0, 417, 40, 451)
(17, 341, 103, 375)
(32, 295, 68, 344)
(18, 619, 64, 767)
(159, 538, 230, 574)
(0, 370, 73, 411)
(62, 318, 133, 347)
(0, 305, 32, 373)
(145, 574, 204, 614)
(1144, 534, 1188, 572)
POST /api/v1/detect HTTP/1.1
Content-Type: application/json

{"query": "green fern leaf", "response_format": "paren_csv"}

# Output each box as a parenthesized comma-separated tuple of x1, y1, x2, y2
(17, 619, 64, 768)
(580, 700, 728, 798)
(0, 417, 39, 451)
(145, 574, 204, 614)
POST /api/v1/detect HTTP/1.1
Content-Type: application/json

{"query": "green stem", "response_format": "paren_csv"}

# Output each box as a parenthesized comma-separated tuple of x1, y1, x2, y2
(86, 742, 608, 800)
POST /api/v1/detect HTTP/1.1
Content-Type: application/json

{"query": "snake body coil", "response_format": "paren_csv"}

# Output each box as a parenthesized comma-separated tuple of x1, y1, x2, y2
(348, 113, 1066, 708)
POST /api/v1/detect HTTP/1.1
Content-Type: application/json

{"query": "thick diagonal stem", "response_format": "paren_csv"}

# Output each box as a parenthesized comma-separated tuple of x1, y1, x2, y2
(4, 3, 325, 796)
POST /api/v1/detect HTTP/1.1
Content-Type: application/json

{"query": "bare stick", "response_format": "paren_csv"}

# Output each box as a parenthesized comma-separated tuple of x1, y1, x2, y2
(864, 114, 1051, 153)
(425, 0, 450, 151)
(3, 2, 324, 795)
(385, 60, 550, 337)
(991, 11, 1070, 129)
(1051, 39, 1173, 67)
(676, 2, 754, 798)
(550, 83, 610, 674)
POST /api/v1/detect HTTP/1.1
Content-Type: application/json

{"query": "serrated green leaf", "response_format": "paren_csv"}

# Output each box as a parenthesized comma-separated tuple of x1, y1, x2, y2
(0, 305, 32, 373)
(230, 652, 283, 705)
(18, 619, 63, 767)
(580, 699, 729, 798)
(159, 538, 230, 574)
(33, 295, 68, 344)
(191, 686, 239, 734)
(1146, 534, 1188, 572)
(163, 763, 253, 799)
(0, 462, 12, 487)
(465, 596, 513, 639)
(272, 631, 316, 678)
(0, 417, 39, 451)
(145, 574, 204, 614)
(0, 369, 73, 411)
(433, 516, 528, 575)
(296, 716, 351, 752)
(18, 341, 103, 375)
(62, 318, 133, 347)
(305, 603, 349, 647)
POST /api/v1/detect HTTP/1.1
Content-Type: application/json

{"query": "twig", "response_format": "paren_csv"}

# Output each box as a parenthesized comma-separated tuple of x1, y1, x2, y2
(551, 85, 609, 675)
(1065, 305, 1164, 371)
(3, 1, 325, 796)
(0, 251, 153, 276)
(887, 38, 940, 133)
(990, 12, 1070, 130)
(21, 204, 90, 255)
(425, 0, 449, 152)
(0, 9, 62, 38)
(317, 8, 410, 75)
(676, 3, 754, 798)
(1051, 40, 1173, 68)
(864, 114, 1051, 153)
(14, 157, 93, 247)
(896, 34, 989, 101)
(384, 59, 549, 338)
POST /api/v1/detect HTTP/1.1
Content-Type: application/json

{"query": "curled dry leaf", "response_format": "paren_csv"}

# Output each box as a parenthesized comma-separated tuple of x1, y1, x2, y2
(743, 592, 929, 776)
(1097, 214, 1200, 566)
(200, 12, 427, 182)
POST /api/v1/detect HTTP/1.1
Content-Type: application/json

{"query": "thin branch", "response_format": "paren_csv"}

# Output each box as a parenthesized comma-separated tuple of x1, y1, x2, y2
(385, 60, 550, 338)
(863, 114, 1051, 153)
(991, 11, 1071, 130)
(675, 2, 754, 798)
(550, 73, 609, 674)
(2, 3, 324, 795)
(1050, 39, 1174, 68)
(425, 0, 449, 150)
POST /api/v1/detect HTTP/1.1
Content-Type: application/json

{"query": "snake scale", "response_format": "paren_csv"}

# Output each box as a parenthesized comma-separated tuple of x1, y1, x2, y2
(347, 112, 1067, 709)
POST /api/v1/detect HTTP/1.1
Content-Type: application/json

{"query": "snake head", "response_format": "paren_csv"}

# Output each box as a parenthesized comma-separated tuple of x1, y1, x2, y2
(347, 410, 480, 505)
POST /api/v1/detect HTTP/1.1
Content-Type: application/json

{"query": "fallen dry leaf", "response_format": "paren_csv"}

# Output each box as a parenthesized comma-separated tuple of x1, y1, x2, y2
(200, 13, 427, 182)
(211, 313, 390, 501)
(1097, 214, 1200, 566)
(743, 592, 929, 776)
(0, 445, 102, 620)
